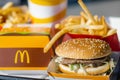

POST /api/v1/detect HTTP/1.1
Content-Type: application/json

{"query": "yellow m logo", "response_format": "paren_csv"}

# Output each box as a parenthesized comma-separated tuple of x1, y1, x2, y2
(14, 50, 30, 64)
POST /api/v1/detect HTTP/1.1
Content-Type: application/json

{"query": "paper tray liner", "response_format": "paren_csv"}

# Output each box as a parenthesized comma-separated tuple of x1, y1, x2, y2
(47, 53, 120, 80)
(50, 26, 120, 52)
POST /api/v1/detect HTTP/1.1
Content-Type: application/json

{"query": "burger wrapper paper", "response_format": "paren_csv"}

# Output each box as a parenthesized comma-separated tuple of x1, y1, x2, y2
(47, 53, 120, 80)
(51, 26, 120, 52)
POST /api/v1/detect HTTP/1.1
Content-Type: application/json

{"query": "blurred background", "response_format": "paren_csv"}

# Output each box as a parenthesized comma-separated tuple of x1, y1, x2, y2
(67, 0, 120, 17)
(0, 0, 120, 17)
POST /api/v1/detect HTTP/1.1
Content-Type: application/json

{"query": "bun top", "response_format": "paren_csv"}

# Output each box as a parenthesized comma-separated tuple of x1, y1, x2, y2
(55, 38, 111, 59)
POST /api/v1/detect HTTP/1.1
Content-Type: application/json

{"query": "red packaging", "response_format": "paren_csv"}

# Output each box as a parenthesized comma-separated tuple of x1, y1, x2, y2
(51, 26, 120, 52)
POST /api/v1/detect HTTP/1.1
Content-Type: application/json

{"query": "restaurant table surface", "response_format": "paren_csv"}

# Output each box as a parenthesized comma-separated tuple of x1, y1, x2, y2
(0, 0, 120, 80)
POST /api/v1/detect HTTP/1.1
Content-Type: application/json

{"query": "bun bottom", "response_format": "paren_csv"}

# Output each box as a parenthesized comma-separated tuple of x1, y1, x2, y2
(59, 63, 110, 75)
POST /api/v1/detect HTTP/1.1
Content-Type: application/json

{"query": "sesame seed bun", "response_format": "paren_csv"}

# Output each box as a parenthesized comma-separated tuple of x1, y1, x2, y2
(55, 38, 111, 59)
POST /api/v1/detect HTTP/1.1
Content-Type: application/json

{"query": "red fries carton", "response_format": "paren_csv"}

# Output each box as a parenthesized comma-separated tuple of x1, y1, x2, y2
(63, 33, 120, 52)
(51, 26, 120, 52)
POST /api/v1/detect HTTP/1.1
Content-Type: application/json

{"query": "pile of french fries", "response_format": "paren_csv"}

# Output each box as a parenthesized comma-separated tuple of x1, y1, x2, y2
(0, 2, 29, 27)
(44, 0, 117, 53)
(55, 1, 116, 37)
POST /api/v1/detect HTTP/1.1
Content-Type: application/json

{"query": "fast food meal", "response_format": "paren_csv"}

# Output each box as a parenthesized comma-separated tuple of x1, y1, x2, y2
(44, 0, 117, 53)
(0, 2, 29, 27)
(55, 38, 115, 75)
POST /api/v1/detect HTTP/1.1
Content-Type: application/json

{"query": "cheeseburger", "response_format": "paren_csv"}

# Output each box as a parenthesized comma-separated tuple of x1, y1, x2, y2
(55, 38, 114, 75)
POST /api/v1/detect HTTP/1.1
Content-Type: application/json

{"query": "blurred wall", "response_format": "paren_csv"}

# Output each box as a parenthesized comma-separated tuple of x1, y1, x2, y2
(0, 0, 21, 6)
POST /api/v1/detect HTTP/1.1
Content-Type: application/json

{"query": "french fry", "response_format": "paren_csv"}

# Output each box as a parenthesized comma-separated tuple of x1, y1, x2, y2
(11, 11, 17, 17)
(68, 18, 80, 24)
(99, 17, 102, 24)
(107, 29, 116, 36)
(65, 24, 104, 32)
(65, 23, 78, 28)
(55, 23, 61, 29)
(88, 29, 94, 35)
(98, 30, 106, 36)
(2, 2, 13, 10)
(80, 11, 88, 20)
(81, 16, 86, 25)
(80, 29, 89, 34)
(61, 16, 80, 23)
(78, 0, 96, 24)
(2, 7, 22, 16)
(79, 25, 104, 30)
(24, 12, 30, 22)
(102, 16, 108, 35)
(71, 28, 88, 34)
(60, 16, 81, 29)
(86, 19, 92, 25)
(44, 28, 69, 53)
(94, 15, 99, 24)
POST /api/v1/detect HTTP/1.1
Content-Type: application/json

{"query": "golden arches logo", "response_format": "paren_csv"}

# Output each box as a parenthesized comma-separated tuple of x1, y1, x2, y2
(14, 50, 30, 64)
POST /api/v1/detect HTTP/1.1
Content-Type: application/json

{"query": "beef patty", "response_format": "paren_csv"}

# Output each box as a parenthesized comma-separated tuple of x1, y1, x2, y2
(60, 56, 110, 67)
